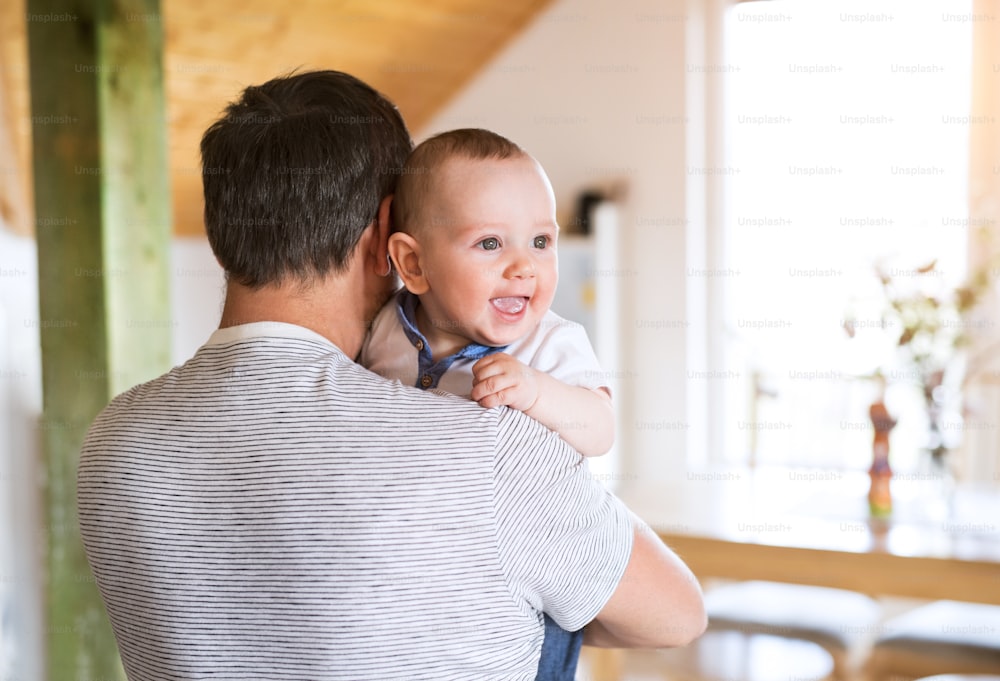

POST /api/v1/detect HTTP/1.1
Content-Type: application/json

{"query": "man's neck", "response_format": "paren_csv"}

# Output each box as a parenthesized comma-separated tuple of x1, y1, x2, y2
(219, 276, 369, 359)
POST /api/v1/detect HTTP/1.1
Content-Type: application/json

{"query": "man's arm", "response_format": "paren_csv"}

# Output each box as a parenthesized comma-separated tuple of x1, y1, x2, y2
(585, 513, 707, 648)
(493, 407, 705, 648)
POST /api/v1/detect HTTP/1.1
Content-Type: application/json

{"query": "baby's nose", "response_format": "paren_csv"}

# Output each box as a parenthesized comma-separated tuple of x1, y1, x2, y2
(505, 256, 536, 279)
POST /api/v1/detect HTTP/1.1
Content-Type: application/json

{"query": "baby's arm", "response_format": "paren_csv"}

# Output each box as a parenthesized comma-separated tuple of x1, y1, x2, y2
(471, 353, 614, 457)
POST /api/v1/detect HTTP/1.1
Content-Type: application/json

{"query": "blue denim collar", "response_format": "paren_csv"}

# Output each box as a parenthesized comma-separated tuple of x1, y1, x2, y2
(394, 289, 508, 390)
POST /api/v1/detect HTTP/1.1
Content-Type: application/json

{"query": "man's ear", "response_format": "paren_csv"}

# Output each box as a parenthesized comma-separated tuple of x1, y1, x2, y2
(388, 232, 429, 295)
(370, 194, 394, 276)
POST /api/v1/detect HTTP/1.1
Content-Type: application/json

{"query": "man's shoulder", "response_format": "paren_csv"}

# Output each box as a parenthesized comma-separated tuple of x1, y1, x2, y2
(492, 405, 578, 468)
(83, 347, 506, 465)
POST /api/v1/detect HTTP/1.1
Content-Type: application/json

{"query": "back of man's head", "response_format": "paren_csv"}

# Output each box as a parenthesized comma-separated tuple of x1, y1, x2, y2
(201, 70, 412, 288)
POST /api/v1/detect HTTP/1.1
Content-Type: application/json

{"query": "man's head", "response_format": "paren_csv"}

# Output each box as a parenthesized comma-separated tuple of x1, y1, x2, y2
(387, 129, 560, 351)
(201, 70, 412, 289)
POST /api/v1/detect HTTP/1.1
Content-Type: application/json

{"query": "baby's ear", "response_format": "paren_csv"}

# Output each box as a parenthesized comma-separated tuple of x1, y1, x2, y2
(387, 232, 429, 295)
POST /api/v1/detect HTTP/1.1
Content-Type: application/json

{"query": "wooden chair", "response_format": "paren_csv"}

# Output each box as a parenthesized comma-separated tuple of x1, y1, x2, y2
(702, 580, 882, 679)
(579, 630, 836, 681)
(866, 601, 1000, 681)
(657, 630, 836, 681)
(910, 675, 1000, 681)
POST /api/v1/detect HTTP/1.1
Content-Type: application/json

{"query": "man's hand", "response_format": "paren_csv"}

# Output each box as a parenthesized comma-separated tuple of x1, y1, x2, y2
(471, 353, 540, 412)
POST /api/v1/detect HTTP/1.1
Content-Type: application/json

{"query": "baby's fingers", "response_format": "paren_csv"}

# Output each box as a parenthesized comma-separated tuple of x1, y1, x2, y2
(472, 355, 500, 381)
(471, 370, 515, 405)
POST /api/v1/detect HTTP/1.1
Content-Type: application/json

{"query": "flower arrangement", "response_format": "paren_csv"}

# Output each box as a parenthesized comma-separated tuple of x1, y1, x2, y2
(844, 254, 999, 461)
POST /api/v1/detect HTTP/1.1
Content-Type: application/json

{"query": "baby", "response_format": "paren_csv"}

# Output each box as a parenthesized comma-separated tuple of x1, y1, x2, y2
(361, 127, 615, 678)
(361, 128, 613, 457)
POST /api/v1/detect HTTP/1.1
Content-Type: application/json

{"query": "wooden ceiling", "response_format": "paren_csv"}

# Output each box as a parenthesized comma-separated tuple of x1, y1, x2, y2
(1, 0, 552, 237)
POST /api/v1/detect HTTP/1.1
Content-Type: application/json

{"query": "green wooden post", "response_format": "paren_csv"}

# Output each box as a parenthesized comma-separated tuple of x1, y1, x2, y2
(26, 0, 171, 677)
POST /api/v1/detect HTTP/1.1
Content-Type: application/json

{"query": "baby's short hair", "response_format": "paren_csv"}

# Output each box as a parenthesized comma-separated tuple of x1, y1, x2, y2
(392, 128, 525, 235)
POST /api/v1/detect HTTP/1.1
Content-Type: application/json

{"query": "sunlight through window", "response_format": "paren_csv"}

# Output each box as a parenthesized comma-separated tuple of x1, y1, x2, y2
(721, 1, 973, 472)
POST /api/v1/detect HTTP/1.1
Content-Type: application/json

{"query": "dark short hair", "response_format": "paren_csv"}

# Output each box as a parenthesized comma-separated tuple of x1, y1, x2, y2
(201, 70, 412, 288)
(392, 128, 524, 235)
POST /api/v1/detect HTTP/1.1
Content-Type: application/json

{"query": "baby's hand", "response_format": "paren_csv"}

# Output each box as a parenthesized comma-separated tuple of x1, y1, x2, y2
(471, 353, 539, 412)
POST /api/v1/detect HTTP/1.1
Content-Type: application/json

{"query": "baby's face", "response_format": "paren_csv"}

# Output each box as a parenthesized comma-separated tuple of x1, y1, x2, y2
(416, 154, 559, 349)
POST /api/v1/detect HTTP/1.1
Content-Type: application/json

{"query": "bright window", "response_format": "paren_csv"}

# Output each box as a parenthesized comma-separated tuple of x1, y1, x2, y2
(720, 1, 973, 472)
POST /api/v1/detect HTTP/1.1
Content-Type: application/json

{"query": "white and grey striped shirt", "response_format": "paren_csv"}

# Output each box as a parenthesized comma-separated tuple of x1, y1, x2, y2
(78, 322, 632, 680)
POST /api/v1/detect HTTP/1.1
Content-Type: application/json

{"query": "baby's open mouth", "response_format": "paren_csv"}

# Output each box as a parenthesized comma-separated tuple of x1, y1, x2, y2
(491, 297, 528, 315)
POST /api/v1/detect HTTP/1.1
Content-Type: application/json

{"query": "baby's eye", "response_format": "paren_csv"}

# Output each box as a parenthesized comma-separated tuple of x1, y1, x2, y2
(532, 235, 550, 249)
(478, 237, 501, 251)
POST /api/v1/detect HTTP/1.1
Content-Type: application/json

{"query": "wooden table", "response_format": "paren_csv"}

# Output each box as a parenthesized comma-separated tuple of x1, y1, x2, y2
(584, 468, 1000, 681)
(619, 466, 1000, 604)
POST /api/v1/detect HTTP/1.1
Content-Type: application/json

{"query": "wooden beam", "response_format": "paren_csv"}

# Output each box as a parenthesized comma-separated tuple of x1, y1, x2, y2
(0, 0, 32, 235)
(26, 0, 171, 677)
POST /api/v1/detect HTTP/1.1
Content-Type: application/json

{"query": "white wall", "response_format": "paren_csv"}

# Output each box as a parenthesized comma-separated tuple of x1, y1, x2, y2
(421, 0, 717, 485)
(171, 239, 225, 362)
(0, 228, 43, 681)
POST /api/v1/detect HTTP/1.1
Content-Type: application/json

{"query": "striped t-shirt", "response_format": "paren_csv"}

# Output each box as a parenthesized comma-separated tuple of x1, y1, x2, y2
(77, 322, 632, 680)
